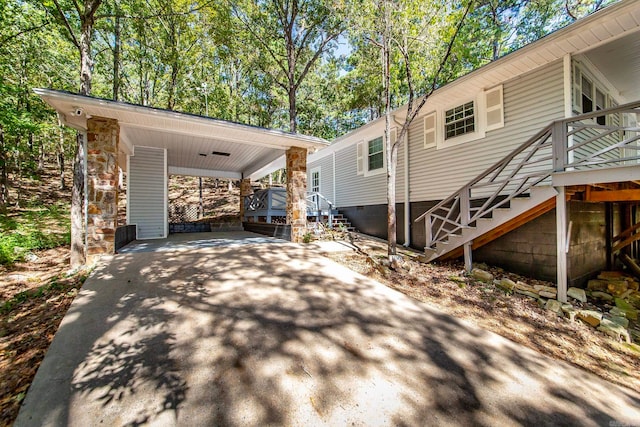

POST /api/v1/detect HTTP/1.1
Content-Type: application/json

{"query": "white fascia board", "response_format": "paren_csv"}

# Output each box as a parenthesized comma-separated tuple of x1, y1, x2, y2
(33, 88, 330, 151)
(168, 166, 242, 179)
(248, 154, 286, 181)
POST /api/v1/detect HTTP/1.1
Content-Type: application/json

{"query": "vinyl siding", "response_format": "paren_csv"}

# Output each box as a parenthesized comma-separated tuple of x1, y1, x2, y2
(335, 142, 387, 207)
(307, 155, 335, 205)
(128, 146, 167, 239)
(409, 60, 565, 201)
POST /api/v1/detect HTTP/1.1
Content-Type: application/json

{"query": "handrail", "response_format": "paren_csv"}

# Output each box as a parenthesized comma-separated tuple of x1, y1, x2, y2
(415, 99, 640, 251)
(306, 191, 334, 228)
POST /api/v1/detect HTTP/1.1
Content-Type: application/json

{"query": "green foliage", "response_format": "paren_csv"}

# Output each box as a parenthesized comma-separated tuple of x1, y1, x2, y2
(0, 202, 70, 265)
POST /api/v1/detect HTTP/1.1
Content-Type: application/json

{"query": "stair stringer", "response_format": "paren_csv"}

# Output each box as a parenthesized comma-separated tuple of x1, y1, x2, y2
(426, 185, 558, 262)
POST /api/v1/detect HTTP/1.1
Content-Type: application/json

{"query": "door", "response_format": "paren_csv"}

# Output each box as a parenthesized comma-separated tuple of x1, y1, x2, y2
(310, 167, 321, 211)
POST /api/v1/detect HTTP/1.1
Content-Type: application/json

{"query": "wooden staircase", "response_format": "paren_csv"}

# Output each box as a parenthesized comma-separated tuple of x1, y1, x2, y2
(415, 100, 640, 265)
(437, 187, 557, 261)
(308, 210, 355, 231)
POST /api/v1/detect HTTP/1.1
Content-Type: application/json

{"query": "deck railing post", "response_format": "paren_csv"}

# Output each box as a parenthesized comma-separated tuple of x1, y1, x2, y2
(552, 120, 567, 172)
(328, 201, 333, 229)
(266, 189, 273, 223)
(425, 215, 432, 249)
(460, 187, 472, 272)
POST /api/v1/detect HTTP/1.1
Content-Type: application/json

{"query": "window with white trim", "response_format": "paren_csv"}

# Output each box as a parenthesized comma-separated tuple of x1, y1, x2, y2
(368, 136, 384, 171)
(424, 85, 504, 150)
(445, 101, 475, 139)
(356, 130, 394, 176)
(573, 62, 618, 126)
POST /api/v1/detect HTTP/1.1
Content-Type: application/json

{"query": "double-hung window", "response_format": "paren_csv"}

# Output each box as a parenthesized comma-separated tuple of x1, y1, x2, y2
(574, 63, 615, 126)
(368, 136, 384, 171)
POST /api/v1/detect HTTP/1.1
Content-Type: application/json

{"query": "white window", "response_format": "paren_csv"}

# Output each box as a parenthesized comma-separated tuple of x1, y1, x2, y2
(427, 85, 504, 150)
(445, 101, 475, 140)
(356, 131, 393, 177)
(310, 167, 320, 193)
(368, 136, 384, 171)
(573, 62, 617, 125)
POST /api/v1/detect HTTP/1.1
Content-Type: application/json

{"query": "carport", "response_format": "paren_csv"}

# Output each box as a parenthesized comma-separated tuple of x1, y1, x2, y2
(34, 89, 329, 260)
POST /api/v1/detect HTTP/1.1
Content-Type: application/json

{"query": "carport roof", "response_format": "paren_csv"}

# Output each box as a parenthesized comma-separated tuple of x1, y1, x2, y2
(34, 88, 329, 180)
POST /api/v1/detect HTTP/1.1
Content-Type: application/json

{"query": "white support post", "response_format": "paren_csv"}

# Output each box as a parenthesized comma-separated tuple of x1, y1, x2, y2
(463, 242, 473, 273)
(460, 186, 472, 273)
(556, 186, 568, 302)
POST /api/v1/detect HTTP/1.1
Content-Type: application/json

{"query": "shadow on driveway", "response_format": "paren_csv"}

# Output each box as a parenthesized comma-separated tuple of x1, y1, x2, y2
(15, 233, 640, 426)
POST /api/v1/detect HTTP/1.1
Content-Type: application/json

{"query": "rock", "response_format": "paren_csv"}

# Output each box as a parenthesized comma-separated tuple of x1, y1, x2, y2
(590, 291, 614, 302)
(619, 289, 634, 300)
(7, 274, 28, 283)
(614, 298, 639, 320)
(496, 278, 516, 292)
(567, 287, 587, 303)
(597, 318, 631, 343)
(587, 279, 609, 292)
(577, 310, 602, 327)
(534, 285, 556, 293)
(608, 315, 629, 328)
(607, 281, 629, 297)
(515, 281, 535, 292)
(471, 268, 493, 283)
(610, 307, 627, 318)
(514, 289, 539, 299)
(539, 291, 557, 299)
(562, 304, 577, 321)
(627, 292, 640, 309)
(598, 271, 625, 280)
(24, 252, 39, 262)
(545, 299, 563, 315)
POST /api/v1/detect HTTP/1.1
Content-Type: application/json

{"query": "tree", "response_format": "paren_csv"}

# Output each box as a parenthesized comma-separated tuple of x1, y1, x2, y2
(346, 0, 475, 260)
(44, 0, 103, 267)
(231, 0, 344, 133)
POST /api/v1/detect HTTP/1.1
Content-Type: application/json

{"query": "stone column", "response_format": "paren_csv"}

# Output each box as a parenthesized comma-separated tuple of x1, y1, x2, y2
(286, 146, 307, 243)
(86, 117, 119, 262)
(239, 178, 253, 221)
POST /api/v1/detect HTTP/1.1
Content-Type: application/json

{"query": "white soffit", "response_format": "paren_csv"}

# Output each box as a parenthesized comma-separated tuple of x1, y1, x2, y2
(34, 89, 329, 179)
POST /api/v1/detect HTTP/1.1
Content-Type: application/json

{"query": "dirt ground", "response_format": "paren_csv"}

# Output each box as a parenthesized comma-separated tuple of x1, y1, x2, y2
(0, 247, 88, 426)
(1, 233, 639, 426)
(323, 233, 640, 393)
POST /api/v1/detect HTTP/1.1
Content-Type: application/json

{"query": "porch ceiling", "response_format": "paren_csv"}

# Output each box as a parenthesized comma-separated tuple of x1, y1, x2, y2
(34, 89, 329, 180)
(584, 30, 640, 102)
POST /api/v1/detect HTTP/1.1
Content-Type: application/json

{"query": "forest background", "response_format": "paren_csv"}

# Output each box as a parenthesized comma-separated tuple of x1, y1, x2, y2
(0, 0, 614, 263)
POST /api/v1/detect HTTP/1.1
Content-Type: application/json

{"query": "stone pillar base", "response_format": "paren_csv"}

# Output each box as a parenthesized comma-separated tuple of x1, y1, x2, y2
(286, 147, 307, 243)
(86, 117, 119, 263)
(240, 178, 253, 220)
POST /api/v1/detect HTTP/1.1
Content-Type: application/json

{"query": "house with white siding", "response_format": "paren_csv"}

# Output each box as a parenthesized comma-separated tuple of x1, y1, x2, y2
(299, 0, 640, 298)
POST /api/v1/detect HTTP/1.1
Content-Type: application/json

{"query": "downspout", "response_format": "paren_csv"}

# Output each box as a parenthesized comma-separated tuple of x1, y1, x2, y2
(332, 151, 336, 206)
(403, 129, 410, 247)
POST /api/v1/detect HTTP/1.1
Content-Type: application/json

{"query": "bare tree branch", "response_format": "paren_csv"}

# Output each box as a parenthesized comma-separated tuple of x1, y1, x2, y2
(50, 0, 81, 49)
(0, 21, 51, 48)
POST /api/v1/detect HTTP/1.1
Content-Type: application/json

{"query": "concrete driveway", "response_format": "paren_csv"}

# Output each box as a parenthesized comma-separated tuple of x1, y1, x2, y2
(15, 232, 640, 426)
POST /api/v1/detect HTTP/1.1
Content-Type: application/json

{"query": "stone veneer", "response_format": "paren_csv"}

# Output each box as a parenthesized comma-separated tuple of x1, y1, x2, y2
(286, 146, 307, 243)
(86, 117, 119, 262)
(239, 178, 253, 219)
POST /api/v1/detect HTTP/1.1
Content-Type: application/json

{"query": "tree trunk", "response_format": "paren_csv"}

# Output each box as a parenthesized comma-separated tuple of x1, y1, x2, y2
(70, 136, 86, 266)
(71, 1, 98, 267)
(112, 11, 121, 100)
(0, 126, 8, 210)
(58, 124, 66, 190)
(382, 1, 397, 258)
